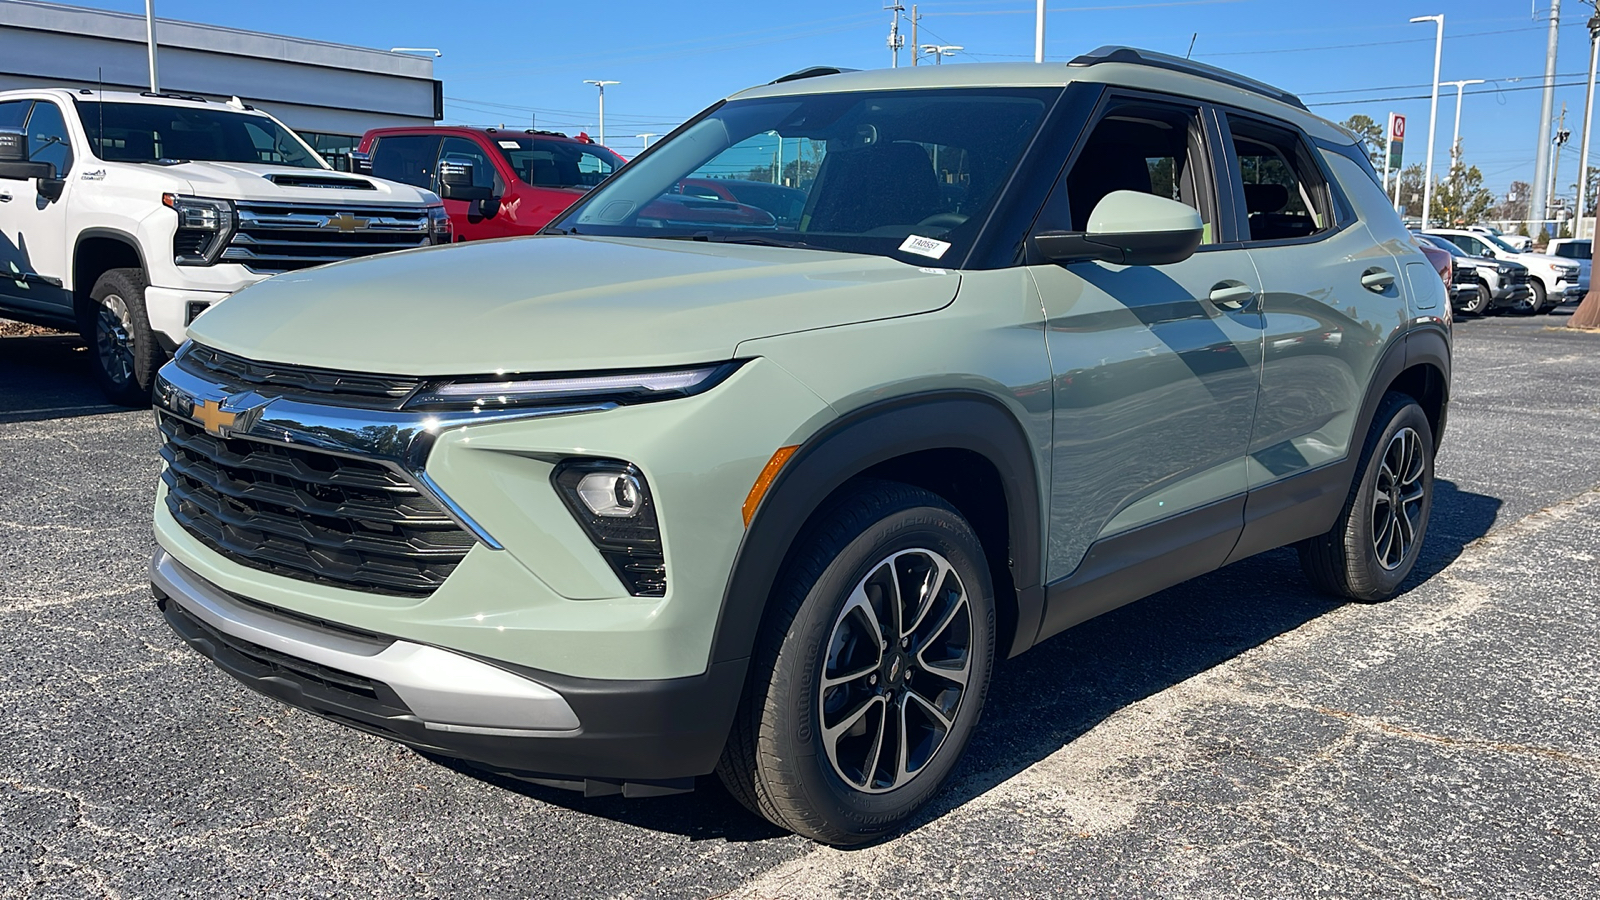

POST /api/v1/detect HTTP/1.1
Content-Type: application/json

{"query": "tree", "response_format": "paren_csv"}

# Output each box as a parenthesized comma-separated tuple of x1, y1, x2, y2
(1493, 181, 1531, 224)
(1340, 114, 1386, 171)
(1394, 164, 1426, 219)
(1432, 162, 1496, 226)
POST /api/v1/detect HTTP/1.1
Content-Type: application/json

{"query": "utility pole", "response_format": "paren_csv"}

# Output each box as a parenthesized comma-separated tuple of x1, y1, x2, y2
(1531, 0, 1562, 239)
(1035, 0, 1046, 63)
(1551, 103, 1572, 234)
(910, 5, 921, 66)
(145, 0, 159, 92)
(1411, 14, 1444, 227)
(583, 80, 619, 146)
(1577, 11, 1600, 241)
(887, 3, 904, 68)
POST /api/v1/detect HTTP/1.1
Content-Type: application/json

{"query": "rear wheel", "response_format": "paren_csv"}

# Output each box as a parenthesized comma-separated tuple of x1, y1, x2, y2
(84, 268, 164, 407)
(717, 481, 996, 845)
(1299, 392, 1434, 602)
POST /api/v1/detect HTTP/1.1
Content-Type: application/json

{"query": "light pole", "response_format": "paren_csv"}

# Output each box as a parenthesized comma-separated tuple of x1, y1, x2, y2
(1411, 14, 1444, 227)
(1035, 0, 1045, 63)
(145, 0, 158, 92)
(1531, 0, 1562, 238)
(1441, 78, 1484, 222)
(636, 133, 660, 149)
(583, 80, 619, 147)
(920, 44, 962, 65)
(1577, 12, 1600, 240)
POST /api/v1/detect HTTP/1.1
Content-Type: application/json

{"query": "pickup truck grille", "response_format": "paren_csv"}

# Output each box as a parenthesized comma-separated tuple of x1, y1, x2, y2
(157, 411, 474, 597)
(1506, 269, 1530, 285)
(221, 203, 432, 273)
(1451, 264, 1477, 286)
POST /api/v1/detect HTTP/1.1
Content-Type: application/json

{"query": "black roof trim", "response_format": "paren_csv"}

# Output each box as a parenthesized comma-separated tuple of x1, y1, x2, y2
(770, 66, 858, 85)
(1068, 46, 1307, 111)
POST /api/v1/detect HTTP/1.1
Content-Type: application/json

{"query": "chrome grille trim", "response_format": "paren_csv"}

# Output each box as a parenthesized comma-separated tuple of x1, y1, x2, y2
(224, 202, 432, 273)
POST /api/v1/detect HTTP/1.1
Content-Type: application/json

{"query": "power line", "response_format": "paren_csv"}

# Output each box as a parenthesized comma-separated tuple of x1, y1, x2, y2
(1308, 79, 1593, 108)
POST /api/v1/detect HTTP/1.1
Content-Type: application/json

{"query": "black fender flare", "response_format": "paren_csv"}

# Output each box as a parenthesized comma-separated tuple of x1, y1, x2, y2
(708, 391, 1046, 667)
(73, 228, 147, 295)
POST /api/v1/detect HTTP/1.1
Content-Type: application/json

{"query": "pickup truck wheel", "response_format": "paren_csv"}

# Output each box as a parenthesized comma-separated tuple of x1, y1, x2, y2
(1523, 279, 1547, 315)
(1459, 283, 1491, 316)
(716, 480, 995, 846)
(86, 268, 163, 407)
(1298, 392, 1434, 602)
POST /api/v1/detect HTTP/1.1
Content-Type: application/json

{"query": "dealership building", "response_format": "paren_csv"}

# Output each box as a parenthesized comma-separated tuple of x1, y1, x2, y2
(0, 0, 441, 166)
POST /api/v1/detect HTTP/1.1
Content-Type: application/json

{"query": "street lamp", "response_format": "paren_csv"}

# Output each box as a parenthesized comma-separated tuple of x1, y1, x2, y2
(583, 80, 620, 147)
(1441, 78, 1484, 220)
(1035, 0, 1045, 63)
(389, 47, 442, 57)
(920, 44, 963, 65)
(145, 0, 159, 92)
(636, 133, 660, 149)
(1411, 14, 1444, 227)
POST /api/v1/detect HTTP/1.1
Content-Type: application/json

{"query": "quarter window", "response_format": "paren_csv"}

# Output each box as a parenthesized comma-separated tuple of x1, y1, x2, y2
(1226, 115, 1333, 243)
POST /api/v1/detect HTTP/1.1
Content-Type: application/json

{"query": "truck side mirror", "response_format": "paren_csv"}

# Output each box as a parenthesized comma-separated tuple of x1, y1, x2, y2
(438, 157, 492, 202)
(0, 129, 53, 181)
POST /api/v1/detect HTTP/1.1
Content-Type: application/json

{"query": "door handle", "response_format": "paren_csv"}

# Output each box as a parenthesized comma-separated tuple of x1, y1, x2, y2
(1361, 268, 1396, 292)
(0, 191, 12, 202)
(1207, 282, 1255, 310)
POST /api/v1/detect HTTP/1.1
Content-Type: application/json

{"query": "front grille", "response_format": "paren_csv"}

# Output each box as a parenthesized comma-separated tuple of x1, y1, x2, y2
(157, 412, 475, 596)
(221, 202, 432, 273)
(1451, 265, 1477, 286)
(1507, 269, 1530, 285)
(177, 343, 424, 408)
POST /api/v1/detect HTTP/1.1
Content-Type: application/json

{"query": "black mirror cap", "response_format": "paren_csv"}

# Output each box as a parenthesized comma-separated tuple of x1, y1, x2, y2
(1032, 227, 1203, 267)
(0, 160, 53, 181)
(439, 179, 493, 202)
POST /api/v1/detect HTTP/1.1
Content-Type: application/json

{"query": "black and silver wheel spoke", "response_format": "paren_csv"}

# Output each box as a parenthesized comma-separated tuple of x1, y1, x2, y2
(820, 548, 972, 793)
(96, 294, 136, 386)
(1371, 426, 1426, 571)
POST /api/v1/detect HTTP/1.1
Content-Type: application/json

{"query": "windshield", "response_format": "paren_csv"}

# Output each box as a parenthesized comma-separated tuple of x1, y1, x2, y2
(1418, 234, 1464, 257)
(550, 88, 1055, 262)
(496, 137, 623, 189)
(77, 101, 326, 168)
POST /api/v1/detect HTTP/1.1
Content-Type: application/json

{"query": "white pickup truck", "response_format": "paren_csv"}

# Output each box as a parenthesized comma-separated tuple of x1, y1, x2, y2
(0, 89, 448, 404)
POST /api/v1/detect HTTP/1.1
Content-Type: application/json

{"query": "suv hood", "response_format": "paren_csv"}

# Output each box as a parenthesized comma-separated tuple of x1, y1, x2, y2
(121, 160, 438, 206)
(187, 235, 960, 375)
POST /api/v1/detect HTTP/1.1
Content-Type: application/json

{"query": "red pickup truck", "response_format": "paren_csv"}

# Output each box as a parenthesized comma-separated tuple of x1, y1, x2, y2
(353, 126, 626, 240)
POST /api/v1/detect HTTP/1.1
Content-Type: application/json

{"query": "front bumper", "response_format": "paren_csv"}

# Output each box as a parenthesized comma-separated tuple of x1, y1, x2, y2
(145, 287, 233, 349)
(1490, 283, 1532, 308)
(153, 549, 746, 792)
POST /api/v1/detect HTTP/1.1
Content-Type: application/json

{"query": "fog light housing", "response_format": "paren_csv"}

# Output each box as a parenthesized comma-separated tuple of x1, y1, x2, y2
(554, 459, 666, 597)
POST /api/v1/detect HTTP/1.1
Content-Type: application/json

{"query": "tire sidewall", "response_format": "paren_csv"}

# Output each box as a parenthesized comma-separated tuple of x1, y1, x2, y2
(86, 269, 159, 406)
(1344, 399, 1434, 596)
(768, 503, 995, 841)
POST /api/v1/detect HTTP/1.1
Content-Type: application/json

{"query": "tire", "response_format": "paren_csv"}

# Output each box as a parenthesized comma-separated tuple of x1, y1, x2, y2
(1523, 278, 1547, 315)
(1298, 392, 1435, 602)
(716, 480, 996, 846)
(84, 268, 164, 407)
(1459, 283, 1492, 316)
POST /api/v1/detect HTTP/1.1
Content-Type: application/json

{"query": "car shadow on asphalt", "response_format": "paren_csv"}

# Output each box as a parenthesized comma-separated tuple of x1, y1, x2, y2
(0, 333, 127, 423)
(425, 478, 1502, 845)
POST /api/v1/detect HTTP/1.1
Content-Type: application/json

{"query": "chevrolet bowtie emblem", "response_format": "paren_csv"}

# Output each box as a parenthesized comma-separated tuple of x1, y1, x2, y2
(192, 399, 238, 437)
(325, 212, 369, 233)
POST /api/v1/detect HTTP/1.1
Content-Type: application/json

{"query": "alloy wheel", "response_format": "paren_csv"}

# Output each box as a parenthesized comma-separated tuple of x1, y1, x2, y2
(95, 293, 136, 387)
(818, 548, 972, 794)
(1371, 426, 1427, 570)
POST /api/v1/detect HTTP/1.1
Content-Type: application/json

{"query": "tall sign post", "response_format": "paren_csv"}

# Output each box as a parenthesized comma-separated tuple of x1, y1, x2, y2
(1387, 113, 1407, 212)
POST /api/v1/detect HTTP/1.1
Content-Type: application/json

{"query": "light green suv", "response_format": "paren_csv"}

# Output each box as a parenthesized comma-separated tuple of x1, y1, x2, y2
(149, 47, 1451, 845)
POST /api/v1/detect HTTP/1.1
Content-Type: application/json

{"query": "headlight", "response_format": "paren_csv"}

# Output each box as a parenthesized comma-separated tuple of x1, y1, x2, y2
(1497, 265, 1514, 275)
(1558, 265, 1580, 279)
(552, 459, 665, 597)
(403, 362, 741, 411)
(427, 204, 451, 245)
(162, 194, 234, 265)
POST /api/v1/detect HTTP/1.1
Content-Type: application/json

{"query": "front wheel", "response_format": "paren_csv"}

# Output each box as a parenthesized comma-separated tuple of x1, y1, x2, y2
(1298, 392, 1435, 602)
(1459, 283, 1492, 316)
(1523, 279, 1547, 315)
(717, 481, 996, 845)
(84, 268, 165, 407)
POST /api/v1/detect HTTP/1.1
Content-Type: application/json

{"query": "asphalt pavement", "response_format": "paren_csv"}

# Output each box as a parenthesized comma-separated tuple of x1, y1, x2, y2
(2, 306, 1597, 899)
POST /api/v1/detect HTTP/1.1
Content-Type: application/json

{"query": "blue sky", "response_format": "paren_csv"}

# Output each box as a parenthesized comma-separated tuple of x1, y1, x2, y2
(78, 0, 1600, 198)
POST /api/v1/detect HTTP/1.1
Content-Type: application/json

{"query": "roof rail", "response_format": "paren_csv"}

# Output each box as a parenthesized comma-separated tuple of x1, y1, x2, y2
(1068, 46, 1307, 111)
(770, 66, 858, 85)
(139, 91, 209, 103)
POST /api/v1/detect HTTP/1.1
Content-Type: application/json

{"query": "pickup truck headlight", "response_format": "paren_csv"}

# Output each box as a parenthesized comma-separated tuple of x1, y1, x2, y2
(427, 204, 451, 244)
(163, 194, 234, 266)
(403, 362, 739, 411)
(1496, 265, 1514, 276)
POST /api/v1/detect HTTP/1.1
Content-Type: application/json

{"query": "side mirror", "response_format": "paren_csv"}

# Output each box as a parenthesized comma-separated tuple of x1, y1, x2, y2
(0, 129, 54, 182)
(438, 158, 493, 202)
(1032, 191, 1204, 267)
(349, 150, 372, 174)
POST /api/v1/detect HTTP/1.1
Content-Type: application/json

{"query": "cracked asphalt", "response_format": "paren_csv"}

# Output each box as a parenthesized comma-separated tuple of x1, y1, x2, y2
(2, 307, 1597, 899)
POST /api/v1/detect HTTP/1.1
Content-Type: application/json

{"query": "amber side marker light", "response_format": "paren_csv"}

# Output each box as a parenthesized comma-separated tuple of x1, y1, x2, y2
(742, 445, 799, 527)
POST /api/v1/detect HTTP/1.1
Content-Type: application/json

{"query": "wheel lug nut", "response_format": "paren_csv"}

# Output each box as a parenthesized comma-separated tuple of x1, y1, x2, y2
(900, 638, 909, 649)
(868, 674, 877, 685)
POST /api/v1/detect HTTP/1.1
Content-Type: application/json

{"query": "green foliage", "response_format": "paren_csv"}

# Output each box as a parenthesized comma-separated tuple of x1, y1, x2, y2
(1432, 163, 1496, 226)
(1340, 114, 1387, 171)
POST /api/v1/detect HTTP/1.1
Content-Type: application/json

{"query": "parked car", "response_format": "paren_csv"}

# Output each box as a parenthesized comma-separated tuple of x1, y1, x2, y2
(1413, 232, 1531, 316)
(150, 47, 1450, 846)
(677, 178, 809, 227)
(1467, 224, 1532, 251)
(1414, 233, 1452, 287)
(0, 89, 447, 404)
(1545, 237, 1591, 294)
(1425, 228, 1578, 313)
(355, 126, 626, 240)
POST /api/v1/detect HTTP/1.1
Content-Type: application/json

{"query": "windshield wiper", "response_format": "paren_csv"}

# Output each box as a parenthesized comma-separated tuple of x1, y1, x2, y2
(651, 232, 811, 249)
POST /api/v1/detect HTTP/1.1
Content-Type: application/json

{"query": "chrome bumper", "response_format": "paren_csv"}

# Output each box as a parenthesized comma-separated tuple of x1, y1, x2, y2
(152, 549, 581, 735)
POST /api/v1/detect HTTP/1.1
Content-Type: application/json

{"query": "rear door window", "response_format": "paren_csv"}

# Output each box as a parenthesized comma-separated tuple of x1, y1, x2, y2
(370, 134, 441, 189)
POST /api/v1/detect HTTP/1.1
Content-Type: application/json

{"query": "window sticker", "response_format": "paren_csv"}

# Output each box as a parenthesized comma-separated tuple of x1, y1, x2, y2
(899, 234, 952, 259)
(498, 140, 521, 149)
